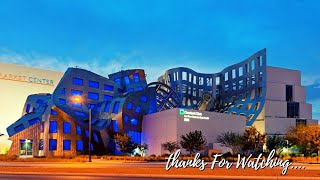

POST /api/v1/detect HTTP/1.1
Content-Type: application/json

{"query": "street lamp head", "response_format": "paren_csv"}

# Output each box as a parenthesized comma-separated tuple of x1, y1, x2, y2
(72, 96, 82, 103)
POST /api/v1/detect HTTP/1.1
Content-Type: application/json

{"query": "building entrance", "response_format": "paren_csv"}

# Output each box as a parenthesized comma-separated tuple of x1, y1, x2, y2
(20, 139, 33, 156)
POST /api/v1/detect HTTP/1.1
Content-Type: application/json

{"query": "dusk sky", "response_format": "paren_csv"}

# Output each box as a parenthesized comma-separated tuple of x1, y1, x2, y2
(0, 0, 319, 119)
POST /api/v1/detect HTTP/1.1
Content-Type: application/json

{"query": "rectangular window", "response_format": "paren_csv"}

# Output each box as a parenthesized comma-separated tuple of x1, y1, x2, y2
(296, 119, 306, 127)
(75, 111, 86, 116)
(104, 101, 111, 112)
(50, 109, 58, 115)
(49, 121, 58, 133)
(137, 86, 144, 91)
(26, 104, 31, 113)
(286, 85, 293, 102)
(135, 106, 141, 113)
(112, 101, 120, 113)
(14, 124, 25, 133)
(89, 80, 99, 89)
(72, 78, 83, 86)
(104, 84, 113, 91)
(59, 98, 66, 105)
(239, 67, 243, 76)
(216, 77, 220, 85)
(232, 69, 236, 79)
(72, 103, 81, 108)
(124, 76, 130, 85)
(193, 75, 197, 84)
(49, 139, 57, 151)
(130, 118, 138, 126)
(93, 133, 99, 142)
(113, 120, 119, 132)
(199, 77, 204, 85)
(76, 140, 83, 151)
(41, 122, 44, 132)
(63, 140, 71, 150)
(28, 117, 40, 126)
(75, 126, 81, 135)
(36, 99, 43, 104)
(88, 92, 99, 100)
(104, 95, 113, 101)
(287, 102, 299, 118)
(127, 88, 134, 92)
(182, 72, 187, 80)
(251, 60, 255, 70)
(61, 88, 65, 95)
(114, 78, 121, 85)
(141, 95, 148, 102)
(126, 102, 133, 110)
(124, 115, 129, 123)
(133, 73, 140, 82)
(225, 72, 229, 81)
(85, 129, 89, 137)
(71, 89, 83, 96)
(63, 122, 71, 134)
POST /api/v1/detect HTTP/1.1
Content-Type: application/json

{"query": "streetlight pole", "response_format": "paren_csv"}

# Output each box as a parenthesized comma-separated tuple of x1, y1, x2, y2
(72, 96, 92, 163)
(88, 108, 92, 163)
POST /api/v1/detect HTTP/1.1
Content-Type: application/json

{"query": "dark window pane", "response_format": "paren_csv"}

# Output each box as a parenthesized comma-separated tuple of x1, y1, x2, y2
(75, 111, 86, 116)
(49, 121, 58, 133)
(14, 124, 25, 133)
(130, 118, 138, 126)
(112, 101, 120, 113)
(286, 85, 293, 102)
(28, 117, 40, 126)
(85, 129, 89, 137)
(50, 109, 58, 115)
(49, 139, 57, 151)
(26, 104, 31, 113)
(71, 89, 83, 96)
(137, 86, 144, 91)
(124, 76, 130, 85)
(114, 78, 121, 85)
(88, 92, 99, 100)
(135, 106, 141, 113)
(133, 73, 140, 82)
(287, 102, 299, 118)
(104, 85, 114, 91)
(126, 102, 133, 110)
(63, 140, 71, 150)
(76, 126, 82, 135)
(127, 88, 134, 92)
(63, 122, 71, 134)
(104, 101, 111, 112)
(89, 81, 99, 89)
(113, 120, 119, 132)
(141, 95, 148, 102)
(36, 99, 43, 104)
(104, 95, 113, 101)
(59, 98, 66, 105)
(61, 88, 65, 95)
(93, 133, 99, 142)
(76, 140, 83, 151)
(73, 78, 83, 86)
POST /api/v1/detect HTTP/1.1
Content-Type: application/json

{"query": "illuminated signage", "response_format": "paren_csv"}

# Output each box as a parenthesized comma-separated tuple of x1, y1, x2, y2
(179, 109, 209, 122)
(0, 73, 55, 86)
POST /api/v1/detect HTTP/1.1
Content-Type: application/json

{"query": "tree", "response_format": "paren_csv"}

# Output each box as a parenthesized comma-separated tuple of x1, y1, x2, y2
(162, 141, 180, 154)
(266, 134, 285, 155)
(241, 126, 266, 155)
(216, 132, 242, 155)
(286, 124, 320, 157)
(180, 130, 207, 156)
(114, 133, 135, 155)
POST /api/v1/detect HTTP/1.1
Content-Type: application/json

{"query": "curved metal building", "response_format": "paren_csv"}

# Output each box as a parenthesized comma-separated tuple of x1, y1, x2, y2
(158, 49, 267, 126)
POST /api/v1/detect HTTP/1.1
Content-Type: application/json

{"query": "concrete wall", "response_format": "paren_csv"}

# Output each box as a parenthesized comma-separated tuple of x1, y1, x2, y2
(266, 66, 301, 86)
(142, 108, 246, 156)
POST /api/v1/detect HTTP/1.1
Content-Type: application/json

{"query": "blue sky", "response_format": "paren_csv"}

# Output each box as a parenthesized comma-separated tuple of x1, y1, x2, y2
(0, 0, 319, 119)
